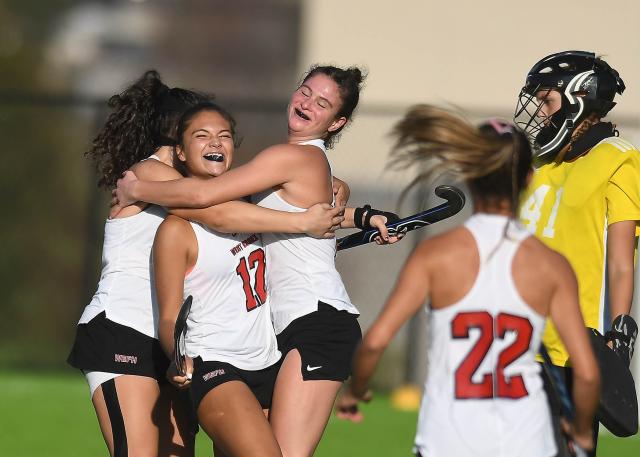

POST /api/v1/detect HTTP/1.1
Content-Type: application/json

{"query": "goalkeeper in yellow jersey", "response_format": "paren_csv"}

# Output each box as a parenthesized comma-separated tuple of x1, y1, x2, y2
(516, 51, 639, 454)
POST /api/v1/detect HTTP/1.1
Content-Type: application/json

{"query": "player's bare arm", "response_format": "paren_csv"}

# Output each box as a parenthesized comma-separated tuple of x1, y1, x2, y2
(337, 239, 432, 421)
(109, 158, 182, 218)
(332, 176, 350, 207)
(548, 250, 600, 450)
(355, 242, 432, 391)
(153, 215, 198, 387)
(340, 206, 401, 244)
(116, 143, 314, 209)
(119, 149, 343, 237)
(606, 220, 636, 320)
(171, 201, 343, 239)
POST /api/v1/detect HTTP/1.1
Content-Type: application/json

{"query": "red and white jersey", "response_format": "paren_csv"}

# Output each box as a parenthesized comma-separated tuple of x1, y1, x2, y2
(252, 139, 357, 335)
(183, 223, 280, 370)
(415, 213, 555, 457)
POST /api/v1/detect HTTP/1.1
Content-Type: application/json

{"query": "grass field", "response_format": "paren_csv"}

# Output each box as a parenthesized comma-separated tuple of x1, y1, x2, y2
(1, 371, 638, 456)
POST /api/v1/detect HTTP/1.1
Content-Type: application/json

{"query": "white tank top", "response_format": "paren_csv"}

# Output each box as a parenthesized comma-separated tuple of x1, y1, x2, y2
(414, 213, 556, 457)
(251, 139, 357, 334)
(79, 155, 166, 338)
(183, 223, 280, 370)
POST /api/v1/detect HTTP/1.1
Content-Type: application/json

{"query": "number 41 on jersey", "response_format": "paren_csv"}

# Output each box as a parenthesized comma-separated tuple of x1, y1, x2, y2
(520, 185, 563, 238)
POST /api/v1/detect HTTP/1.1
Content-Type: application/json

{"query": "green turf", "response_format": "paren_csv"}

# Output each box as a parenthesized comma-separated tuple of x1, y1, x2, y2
(1, 371, 637, 456)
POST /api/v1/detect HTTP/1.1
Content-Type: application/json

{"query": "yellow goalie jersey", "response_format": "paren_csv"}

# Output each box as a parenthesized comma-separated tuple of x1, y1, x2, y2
(520, 137, 640, 366)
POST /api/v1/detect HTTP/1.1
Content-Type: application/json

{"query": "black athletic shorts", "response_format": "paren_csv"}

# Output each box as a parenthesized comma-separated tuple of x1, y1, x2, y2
(277, 301, 361, 381)
(190, 358, 281, 411)
(67, 311, 169, 382)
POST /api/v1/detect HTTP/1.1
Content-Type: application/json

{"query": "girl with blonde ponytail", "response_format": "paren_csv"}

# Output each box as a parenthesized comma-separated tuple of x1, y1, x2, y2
(336, 105, 600, 457)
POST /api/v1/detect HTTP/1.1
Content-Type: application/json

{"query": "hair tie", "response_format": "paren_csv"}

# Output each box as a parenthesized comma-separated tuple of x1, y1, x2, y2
(486, 118, 515, 136)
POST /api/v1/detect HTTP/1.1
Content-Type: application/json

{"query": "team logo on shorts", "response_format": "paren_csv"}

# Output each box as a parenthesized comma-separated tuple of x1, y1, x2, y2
(203, 368, 226, 381)
(114, 354, 138, 364)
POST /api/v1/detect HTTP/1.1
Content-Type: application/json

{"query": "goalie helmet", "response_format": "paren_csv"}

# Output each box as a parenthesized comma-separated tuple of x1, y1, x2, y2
(514, 51, 625, 165)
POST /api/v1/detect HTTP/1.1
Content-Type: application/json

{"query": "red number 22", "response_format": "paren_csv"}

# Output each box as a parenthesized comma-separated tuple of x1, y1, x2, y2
(452, 311, 533, 400)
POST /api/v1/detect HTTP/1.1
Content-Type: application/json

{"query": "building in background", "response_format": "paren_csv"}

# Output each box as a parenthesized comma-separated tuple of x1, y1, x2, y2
(2, 0, 639, 399)
(298, 0, 640, 391)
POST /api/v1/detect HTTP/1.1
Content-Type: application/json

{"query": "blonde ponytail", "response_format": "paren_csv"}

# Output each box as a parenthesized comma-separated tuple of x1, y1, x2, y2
(391, 105, 531, 213)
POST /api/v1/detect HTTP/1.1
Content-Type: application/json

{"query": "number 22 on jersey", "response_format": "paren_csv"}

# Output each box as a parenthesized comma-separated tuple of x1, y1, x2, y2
(452, 311, 533, 400)
(520, 185, 564, 238)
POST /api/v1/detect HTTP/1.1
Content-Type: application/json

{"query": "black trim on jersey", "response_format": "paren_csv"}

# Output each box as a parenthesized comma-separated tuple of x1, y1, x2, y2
(102, 379, 128, 457)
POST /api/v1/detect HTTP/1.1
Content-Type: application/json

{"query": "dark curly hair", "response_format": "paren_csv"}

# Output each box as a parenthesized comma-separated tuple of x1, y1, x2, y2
(86, 70, 210, 188)
(300, 64, 366, 148)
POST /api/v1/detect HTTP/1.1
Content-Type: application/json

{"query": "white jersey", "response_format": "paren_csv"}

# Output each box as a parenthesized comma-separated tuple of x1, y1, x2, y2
(79, 199, 166, 338)
(415, 213, 555, 457)
(184, 223, 280, 370)
(252, 139, 357, 334)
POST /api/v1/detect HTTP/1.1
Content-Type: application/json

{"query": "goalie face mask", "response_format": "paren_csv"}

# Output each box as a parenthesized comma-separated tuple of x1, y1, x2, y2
(514, 50, 625, 166)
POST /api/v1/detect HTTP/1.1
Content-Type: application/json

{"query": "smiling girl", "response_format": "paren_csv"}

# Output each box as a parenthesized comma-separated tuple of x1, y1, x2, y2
(114, 65, 399, 456)
(153, 103, 284, 457)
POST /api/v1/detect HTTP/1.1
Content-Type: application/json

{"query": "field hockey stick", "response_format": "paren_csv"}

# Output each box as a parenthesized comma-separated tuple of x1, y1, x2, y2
(539, 345, 588, 457)
(173, 295, 193, 378)
(336, 185, 465, 251)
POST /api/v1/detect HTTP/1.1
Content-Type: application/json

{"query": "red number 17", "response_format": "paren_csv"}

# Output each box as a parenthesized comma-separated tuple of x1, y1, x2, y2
(235, 248, 267, 311)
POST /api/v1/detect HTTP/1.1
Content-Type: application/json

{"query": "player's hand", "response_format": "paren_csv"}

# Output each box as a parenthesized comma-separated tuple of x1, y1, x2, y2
(111, 170, 140, 211)
(561, 418, 593, 454)
(332, 176, 350, 207)
(335, 387, 373, 423)
(167, 356, 193, 389)
(303, 203, 345, 238)
(369, 215, 405, 245)
(606, 314, 638, 366)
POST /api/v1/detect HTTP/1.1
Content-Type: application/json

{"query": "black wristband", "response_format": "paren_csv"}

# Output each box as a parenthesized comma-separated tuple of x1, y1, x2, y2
(354, 205, 371, 230)
(355, 205, 400, 231)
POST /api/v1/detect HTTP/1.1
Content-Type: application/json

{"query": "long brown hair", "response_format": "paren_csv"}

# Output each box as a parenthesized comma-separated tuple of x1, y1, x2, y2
(391, 105, 532, 214)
